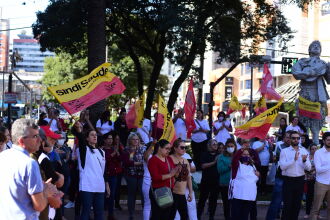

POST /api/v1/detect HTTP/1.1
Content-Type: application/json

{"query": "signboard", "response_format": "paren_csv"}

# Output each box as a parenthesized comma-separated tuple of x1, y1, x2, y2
(281, 57, 298, 74)
(225, 77, 234, 85)
(321, 2, 330, 16)
(4, 92, 17, 104)
(225, 86, 233, 100)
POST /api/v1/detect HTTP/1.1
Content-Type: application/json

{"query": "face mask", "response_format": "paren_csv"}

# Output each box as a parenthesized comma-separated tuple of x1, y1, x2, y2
(57, 139, 65, 146)
(240, 156, 250, 163)
(218, 116, 224, 121)
(227, 147, 234, 153)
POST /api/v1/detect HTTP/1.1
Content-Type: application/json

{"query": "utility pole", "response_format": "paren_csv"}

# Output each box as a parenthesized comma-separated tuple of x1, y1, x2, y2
(249, 66, 253, 118)
(197, 41, 205, 111)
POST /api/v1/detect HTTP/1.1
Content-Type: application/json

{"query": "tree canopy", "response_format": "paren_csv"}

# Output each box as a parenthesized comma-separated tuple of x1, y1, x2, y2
(33, 0, 294, 118)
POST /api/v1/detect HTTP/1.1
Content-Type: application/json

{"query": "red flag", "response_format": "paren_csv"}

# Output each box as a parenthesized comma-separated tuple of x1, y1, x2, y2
(259, 64, 282, 100)
(184, 80, 196, 138)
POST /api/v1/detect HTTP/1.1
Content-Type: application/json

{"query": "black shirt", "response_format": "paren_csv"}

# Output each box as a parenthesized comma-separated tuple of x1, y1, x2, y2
(114, 118, 129, 146)
(200, 151, 219, 185)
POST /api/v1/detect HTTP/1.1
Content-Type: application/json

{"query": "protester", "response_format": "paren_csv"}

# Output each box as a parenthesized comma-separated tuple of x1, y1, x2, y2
(174, 150, 198, 220)
(33, 127, 65, 220)
(103, 131, 123, 220)
(0, 131, 7, 152)
(309, 132, 330, 220)
(266, 132, 291, 220)
(71, 116, 108, 220)
(274, 117, 287, 142)
(148, 139, 181, 220)
(213, 111, 232, 145)
(137, 117, 152, 145)
(231, 138, 260, 220)
(191, 110, 210, 170)
(279, 131, 311, 220)
(252, 137, 270, 195)
(286, 116, 304, 135)
(0, 119, 57, 219)
(170, 139, 193, 220)
(230, 148, 259, 220)
(173, 108, 187, 141)
(45, 108, 62, 132)
(217, 139, 236, 220)
(218, 142, 225, 155)
(96, 110, 114, 137)
(304, 143, 317, 219)
(142, 140, 156, 220)
(0, 126, 12, 149)
(114, 108, 129, 146)
(113, 132, 125, 211)
(121, 132, 145, 220)
(197, 139, 220, 220)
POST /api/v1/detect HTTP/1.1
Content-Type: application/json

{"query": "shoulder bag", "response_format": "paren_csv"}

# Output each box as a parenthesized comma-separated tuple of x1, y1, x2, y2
(152, 158, 174, 208)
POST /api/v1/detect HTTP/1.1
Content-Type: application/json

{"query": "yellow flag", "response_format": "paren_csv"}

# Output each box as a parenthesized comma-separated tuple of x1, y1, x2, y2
(126, 91, 146, 129)
(158, 95, 176, 143)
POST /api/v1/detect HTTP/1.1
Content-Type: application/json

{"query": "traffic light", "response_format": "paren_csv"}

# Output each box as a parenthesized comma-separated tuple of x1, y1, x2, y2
(281, 57, 298, 74)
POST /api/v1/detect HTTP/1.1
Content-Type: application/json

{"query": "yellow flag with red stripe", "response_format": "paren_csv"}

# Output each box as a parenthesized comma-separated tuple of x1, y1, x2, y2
(158, 95, 176, 143)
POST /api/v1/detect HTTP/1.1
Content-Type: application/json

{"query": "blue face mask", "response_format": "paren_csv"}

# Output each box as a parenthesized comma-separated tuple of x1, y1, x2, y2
(240, 156, 250, 163)
(218, 116, 224, 121)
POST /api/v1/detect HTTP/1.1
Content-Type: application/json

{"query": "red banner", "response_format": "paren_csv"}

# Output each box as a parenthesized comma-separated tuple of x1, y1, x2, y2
(184, 80, 196, 138)
(259, 64, 281, 101)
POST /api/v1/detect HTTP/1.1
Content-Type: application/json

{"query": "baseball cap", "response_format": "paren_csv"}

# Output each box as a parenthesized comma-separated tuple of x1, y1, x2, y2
(40, 125, 62, 139)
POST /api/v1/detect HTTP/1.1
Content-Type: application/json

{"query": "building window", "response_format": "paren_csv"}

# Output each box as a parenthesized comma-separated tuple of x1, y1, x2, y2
(240, 80, 243, 90)
(245, 80, 251, 89)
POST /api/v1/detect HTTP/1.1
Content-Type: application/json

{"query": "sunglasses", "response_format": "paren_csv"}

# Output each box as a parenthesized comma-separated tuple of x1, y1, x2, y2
(291, 137, 300, 140)
(179, 146, 187, 150)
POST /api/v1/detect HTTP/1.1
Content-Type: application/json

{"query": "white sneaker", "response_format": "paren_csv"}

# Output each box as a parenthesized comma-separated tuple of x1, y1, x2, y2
(64, 201, 75, 208)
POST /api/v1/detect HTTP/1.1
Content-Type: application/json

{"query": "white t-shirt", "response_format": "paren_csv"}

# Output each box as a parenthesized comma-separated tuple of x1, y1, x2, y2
(286, 125, 303, 134)
(45, 118, 59, 132)
(191, 119, 210, 143)
(78, 147, 106, 192)
(252, 140, 270, 166)
(232, 163, 258, 201)
(96, 120, 114, 135)
(137, 119, 152, 144)
(213, 120, 231, 145)
(174, 118, 187, 141)
(143, 155, 152, 185)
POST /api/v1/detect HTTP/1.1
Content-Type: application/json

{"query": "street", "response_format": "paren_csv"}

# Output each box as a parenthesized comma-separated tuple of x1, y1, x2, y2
(63, 201, 327, 219)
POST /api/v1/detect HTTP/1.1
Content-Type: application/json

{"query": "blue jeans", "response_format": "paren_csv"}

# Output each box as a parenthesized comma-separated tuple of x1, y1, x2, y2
(125, 175, 143, 218)
(106, 176, 118, 215)
(80, 191, 104, 220)
(266, 177, 284, 220)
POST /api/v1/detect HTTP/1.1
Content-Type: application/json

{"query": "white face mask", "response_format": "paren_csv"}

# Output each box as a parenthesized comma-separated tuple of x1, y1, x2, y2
(57, 139, 65, 146)
(227, 147, 235, 153)
(218, 116, 224, 121)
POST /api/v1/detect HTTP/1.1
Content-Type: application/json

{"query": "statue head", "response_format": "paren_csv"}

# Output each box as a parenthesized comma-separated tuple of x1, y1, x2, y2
(308, 40, 322, 57)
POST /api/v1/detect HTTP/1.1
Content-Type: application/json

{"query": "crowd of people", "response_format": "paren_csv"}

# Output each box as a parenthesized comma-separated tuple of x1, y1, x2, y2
(1, 106, 330, 220)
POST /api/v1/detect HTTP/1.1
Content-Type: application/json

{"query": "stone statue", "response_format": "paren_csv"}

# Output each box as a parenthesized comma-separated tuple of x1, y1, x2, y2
(292, 40, 330, 144)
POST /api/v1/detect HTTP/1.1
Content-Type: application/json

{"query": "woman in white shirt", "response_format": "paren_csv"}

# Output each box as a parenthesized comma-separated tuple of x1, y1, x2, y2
(96, 110, 114, 136)
(72, 119, 109, 220)
(191, 110, 210, 170)
(213, 111, 232, 145)
(230, 149, 259, 220)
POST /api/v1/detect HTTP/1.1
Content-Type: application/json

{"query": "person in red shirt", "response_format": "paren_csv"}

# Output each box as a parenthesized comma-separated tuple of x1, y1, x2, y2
(148, 139, 181, 220)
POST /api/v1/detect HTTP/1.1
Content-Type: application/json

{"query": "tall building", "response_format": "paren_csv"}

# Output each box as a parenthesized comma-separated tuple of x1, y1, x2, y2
(0, 7, 10, 71)
(13, 33, 54, 72)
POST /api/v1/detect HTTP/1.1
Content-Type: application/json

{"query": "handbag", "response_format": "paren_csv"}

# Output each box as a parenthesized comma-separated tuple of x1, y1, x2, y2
(152, 158, 174, 208)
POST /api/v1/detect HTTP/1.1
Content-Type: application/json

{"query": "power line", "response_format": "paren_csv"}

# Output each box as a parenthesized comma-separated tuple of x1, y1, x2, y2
(0, 26, 32, 32)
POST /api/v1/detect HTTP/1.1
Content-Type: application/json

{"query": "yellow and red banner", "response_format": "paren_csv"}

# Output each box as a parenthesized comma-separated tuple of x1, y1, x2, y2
(235, 99, 283, 139)
(126, 91, 146, 129)
(48, 63, 126, 114)
(158, 95, 176, 143)
(298, 96, 321, 120)
(254, 96, 267, 115)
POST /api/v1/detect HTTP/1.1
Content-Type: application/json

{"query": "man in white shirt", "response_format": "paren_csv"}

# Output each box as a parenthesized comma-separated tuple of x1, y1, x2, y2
(44, 108, 61, 132)
(173, 109, 187, 141)
(310, 132, 330, 220)
(279, 131, 311, 220)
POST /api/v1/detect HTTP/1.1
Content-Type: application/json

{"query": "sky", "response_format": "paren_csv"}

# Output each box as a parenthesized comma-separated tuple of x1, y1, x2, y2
(0, 0, 49, 43)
